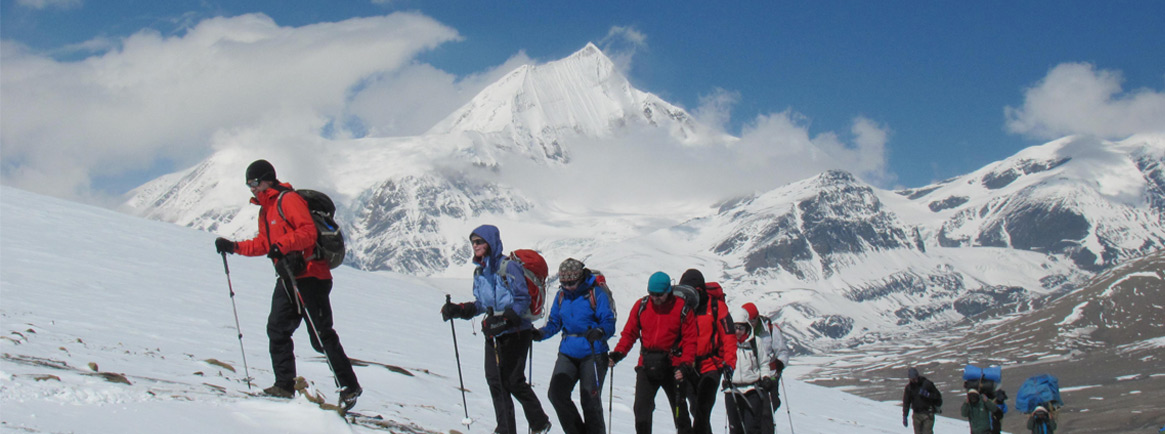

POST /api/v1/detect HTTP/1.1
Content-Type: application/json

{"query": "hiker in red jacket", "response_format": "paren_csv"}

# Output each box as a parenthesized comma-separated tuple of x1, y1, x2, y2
(214, 159, 361, 409)
(609, 271, 697, 434)
(679, 269, 736, 434)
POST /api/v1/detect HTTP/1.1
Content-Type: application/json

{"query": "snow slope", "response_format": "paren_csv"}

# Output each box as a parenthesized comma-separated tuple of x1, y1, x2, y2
(0, 185, 975, 433)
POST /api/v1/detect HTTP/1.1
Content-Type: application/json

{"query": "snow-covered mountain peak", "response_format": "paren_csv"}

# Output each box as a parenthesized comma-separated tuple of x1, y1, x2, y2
(427, 43, 706, 162)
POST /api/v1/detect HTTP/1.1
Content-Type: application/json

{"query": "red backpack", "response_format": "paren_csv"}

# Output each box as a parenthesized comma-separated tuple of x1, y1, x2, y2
(554, 269, 618, 321)
(496, 249, 549, 320)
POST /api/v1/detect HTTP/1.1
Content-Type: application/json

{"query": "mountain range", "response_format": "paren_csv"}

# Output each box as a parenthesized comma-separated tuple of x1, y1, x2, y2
(123, 43, 1165, 353)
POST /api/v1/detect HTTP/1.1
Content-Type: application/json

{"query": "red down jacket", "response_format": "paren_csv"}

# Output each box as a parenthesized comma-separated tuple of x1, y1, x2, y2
(234, 183, 331, 281)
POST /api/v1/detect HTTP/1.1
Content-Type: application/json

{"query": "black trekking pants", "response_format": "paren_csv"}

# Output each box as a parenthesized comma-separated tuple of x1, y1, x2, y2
(267, 277, 359, 391)
(485, 329, 550, 434)
(685, 370, 722, 434)
(724, 390, 773, 434)
(548, 352, 608, 434)
(632, 366, 692, 434)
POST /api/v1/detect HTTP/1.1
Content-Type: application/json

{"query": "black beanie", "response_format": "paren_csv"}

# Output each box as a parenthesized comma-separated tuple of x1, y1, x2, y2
(679, 269, 705, 289)
(246, 159, 277, 183)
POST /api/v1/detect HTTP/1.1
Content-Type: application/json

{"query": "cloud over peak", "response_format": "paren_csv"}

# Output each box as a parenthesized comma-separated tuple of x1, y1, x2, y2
(1005, 62, 1165, 140)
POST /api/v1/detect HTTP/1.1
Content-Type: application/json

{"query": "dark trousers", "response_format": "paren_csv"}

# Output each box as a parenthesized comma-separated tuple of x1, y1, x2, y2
(485, 330, 549, 434)
(685, 370, 722, 434)
(267, 277, 359, 390)
(724, 390, 773, 434)
(548, 352, 608, 434)
(632, 366, 692, 434)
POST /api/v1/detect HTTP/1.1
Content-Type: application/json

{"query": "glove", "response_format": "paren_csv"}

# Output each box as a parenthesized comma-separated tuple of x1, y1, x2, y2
(608, 351, 625, 365)
(722, 376, 732, 390)
(215, 237, 235, 254)
(773, 359, 785, 374)
(585, 327, 605, 343)
(482, 309, 519, 337)
(531, 328, 544, 341)
(721, 365, 734, 379)
(902, 414, 908, 427)
(441, 302, 477, 321)
(759, 376, 775, 390)
(267, 245, 284, 260)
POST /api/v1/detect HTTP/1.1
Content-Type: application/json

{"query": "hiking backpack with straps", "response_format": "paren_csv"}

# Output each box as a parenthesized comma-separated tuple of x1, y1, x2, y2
(555, 269, 618, 322)
(636, 283, 699, 356)
(275, 188, 346, 269)
(492, 249, 549, 321)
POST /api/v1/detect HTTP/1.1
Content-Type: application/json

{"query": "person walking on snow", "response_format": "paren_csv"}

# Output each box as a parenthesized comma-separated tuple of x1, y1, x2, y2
(990, 389, 1008, 434)
(534, 258, 616, 434)
(739, 302, 791, 412)
(214, 159, 362, 409)
(679, 269, 736, 434)
(722, 307, 774, 434)
(961, 389, 998, 434)
(608, 271, 697, 434)
(441, 225, 552, 434)
(901, 367, 942, 434)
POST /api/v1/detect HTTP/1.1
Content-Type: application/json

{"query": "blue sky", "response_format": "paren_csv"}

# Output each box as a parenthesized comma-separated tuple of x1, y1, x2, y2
(2, 0, 1164, 203)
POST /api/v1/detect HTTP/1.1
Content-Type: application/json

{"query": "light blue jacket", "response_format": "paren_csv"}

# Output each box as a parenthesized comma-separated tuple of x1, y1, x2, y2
(470, 224, 532, 336)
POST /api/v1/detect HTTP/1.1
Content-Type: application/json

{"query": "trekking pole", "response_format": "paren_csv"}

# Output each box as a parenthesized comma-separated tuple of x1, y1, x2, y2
(446, 295, 472, 428)
(607, 365, 614, 434)
(281, 261, 341, 389)
(486, 307, 502, 372)
(725, 381, 751, 434)
(780, 376, 795, 434)
(528, 344, 534, 387)
(220, 253, 253, 390)
(586, 336, 602, 395)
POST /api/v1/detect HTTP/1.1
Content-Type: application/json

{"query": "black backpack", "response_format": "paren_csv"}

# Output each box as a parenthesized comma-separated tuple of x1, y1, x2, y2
(275, 189, 345, 269)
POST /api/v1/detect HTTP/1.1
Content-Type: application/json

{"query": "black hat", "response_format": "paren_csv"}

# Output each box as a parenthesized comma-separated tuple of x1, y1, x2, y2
(246, 159, 277, 183)
(679, 269, 705, 290)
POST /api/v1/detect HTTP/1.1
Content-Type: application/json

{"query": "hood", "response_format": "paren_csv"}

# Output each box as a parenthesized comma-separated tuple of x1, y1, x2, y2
(471, 224, 505, 273)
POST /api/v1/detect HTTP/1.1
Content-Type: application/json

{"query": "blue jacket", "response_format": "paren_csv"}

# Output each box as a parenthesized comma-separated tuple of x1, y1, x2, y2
(470, 225, 532, 335)
(538, 273, 616, 359)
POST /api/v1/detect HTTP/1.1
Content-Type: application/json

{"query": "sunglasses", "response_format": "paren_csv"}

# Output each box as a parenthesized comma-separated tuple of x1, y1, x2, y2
(246, 179, 263, 188)
(471, 238, 487, 245)
(560, 278, 581, 287)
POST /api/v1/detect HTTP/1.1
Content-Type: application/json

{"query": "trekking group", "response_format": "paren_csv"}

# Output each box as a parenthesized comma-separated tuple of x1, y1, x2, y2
(904, 365, 1062, 434)
(213, 159, 1060, 434)
(213, 159, 794, 434)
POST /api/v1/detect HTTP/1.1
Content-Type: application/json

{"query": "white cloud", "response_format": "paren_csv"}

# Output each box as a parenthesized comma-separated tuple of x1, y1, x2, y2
(1005, 62, 1165, 140)
(0, 12, 460, 203)
(692, 87, 740, 135)
(493, 109, 894, 214)
(345, 52, 534, 137)
(16, 0, 81, 10)
(599, 25, 647, 75)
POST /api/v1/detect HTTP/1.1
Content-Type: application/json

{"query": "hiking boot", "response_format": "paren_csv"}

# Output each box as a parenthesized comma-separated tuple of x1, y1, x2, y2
(339, 385, 362, 411)
(262, 384, 295, 399)
(530, 420, 552, 434)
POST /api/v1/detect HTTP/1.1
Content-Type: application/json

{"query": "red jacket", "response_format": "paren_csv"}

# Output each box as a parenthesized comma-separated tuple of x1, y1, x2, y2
(692, 282, 736, 374)
(235, 183, 331, 281)
(612, 294, 696, 369)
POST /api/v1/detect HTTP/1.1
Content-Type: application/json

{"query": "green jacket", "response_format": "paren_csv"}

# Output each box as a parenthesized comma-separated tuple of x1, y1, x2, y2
(1027, 414, 1056, 434)
(960, 399, 998, 433)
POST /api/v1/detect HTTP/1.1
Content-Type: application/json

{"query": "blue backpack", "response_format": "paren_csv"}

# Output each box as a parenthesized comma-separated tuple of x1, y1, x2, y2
(1015, 374, 1063, 413)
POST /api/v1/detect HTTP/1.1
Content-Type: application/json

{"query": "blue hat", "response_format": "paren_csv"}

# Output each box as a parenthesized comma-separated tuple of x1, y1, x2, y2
(647, 272, 671, 294)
